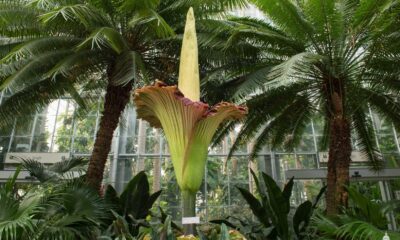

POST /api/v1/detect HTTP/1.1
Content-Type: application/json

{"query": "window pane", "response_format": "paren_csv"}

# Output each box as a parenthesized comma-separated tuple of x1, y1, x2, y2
(73, 137, 93, 153)
(296, 136, 315, 152)
(378, 135, 397, 152)
(31, 136, 51, 152)
(53, 136, 71, 152)
(74, 116, 97, 137)
(14, 118, 34, 136)
(0, 137, 10, 153)
(10, 137, 31, 152)
(55, 114, 74, 136)
(206, 157, 229, 206)
(33, 115, 55, 138)
(384, 154, 400, 168)
(119, 136, 138, 154)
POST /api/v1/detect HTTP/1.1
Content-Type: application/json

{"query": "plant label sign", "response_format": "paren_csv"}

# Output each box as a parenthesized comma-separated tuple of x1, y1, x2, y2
(182, 217, 200, 224)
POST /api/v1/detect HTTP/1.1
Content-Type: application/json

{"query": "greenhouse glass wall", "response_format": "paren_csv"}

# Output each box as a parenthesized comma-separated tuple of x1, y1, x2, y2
(1, 91, 400, 222)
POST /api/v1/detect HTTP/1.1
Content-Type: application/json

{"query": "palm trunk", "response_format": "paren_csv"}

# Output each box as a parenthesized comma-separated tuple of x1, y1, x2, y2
(326, 116, 352, 215)
(86, 82, 132, 191)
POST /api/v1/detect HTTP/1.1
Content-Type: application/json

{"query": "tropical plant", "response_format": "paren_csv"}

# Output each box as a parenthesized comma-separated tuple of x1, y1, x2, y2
(212, 170, 326, 240)
(1, 159, 167, 240)
(103, 171, 162, 238)
(197, 223, 247, 240)
(34, 181, 111, 240)
(0, 167, 39, 240)
(0, 163, 111, 240)
(21, 157, 87, 182)
(310, 187, 400, 240)
(0, 0, 248, 191)
(208, 0, 400, 214)
(133, 8, 247, 235)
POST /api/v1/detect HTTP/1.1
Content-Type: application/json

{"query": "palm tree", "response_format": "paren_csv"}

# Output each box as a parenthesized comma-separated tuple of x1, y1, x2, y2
(0, 0, 247, 190)
(208, 0, 400, 214)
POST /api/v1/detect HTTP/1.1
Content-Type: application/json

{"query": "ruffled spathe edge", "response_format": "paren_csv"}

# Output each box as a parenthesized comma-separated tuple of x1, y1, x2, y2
(133, 80, 247, 192)
(134, 80, 247, 125)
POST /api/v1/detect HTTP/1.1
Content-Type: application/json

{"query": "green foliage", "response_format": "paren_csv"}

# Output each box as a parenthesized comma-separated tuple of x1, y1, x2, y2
(0, 167, 38, 240)
(0, 0, 249, 129)
(0, 162, 110, 240)
(208, 0, 400, 171)
(212, 170, 325, 240)
(0, 161, 167, 240)
(21, 157, 87, 182)
(0, 0, 252, 190)
(103, 171, 162, 238)
(310, 186, 400, 240)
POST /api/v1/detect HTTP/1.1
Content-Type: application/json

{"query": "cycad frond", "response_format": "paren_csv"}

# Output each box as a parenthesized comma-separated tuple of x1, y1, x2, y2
(0, 5, 42, 38)
(39, 3, 112, 29)
(1, 50, 73, 91)
(362, 88, 400, 133)
(2, 36, 80, 63)
(351, 107, 383, 170)
(0, 77, 76, 127)
(77, 27, 128, 54)
(129, 10, 175, 38)
(335, 220, 400, 240)
(251, 0, 314, 42)
(109, 51, 146, 86)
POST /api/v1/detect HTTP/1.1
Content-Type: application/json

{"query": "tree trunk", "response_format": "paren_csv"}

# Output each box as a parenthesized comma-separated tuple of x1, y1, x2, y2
(86, 82, 132, 191)
(326, 115, 352, 215)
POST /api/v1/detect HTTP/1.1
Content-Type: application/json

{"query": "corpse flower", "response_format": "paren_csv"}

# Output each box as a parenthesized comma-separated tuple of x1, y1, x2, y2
(133, 7, 247, 230)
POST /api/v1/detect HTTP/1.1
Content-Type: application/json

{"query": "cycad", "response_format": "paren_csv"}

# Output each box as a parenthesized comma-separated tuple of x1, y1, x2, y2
(312, 187, 400, 239)
(0, 0, 247, 190)
(208, 0, 400, 214)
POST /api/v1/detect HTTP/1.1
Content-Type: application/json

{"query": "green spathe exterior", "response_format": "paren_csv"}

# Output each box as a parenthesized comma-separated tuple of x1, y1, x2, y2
(134, 7, 247, 233)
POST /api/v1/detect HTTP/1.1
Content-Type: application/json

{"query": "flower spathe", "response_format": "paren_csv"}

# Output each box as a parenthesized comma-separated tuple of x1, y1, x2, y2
(134, 81, 247, 193)
(134, 9, 246, 232)
(134, 8, 246, 196)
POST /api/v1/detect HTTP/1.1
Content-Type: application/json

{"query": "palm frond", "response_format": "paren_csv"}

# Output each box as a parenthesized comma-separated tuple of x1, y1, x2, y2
(1, 36, 80, 63)
(361, 88, 400, 133)
(49, 157, 87, 174)
(0, 77, 75, 128)
(336, 220, 400, 240)
(109, 51, 144, 86)
(21, 158, 54, 182)
(251, 0, 314, 42)
(39, 3, 112, 29)
(227, 81, 312, 159)
(303, 0, 345, 58)
(0, 50, 73, 91)
(268, 95, 313, 150)
(0, 178, 41, 240)
(76, 27, 128, 54)
(0, 5, 42, 39)
(351, 107, 383, 170)
(129, 9, 175, 38)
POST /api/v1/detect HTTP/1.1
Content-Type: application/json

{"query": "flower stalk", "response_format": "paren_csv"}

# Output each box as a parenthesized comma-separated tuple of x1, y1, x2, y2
(134, 7, 247, 235)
